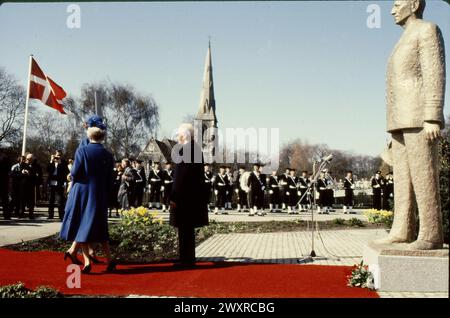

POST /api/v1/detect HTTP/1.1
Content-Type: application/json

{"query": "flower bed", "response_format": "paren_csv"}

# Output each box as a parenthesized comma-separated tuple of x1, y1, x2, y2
(363, 209, 394, 227)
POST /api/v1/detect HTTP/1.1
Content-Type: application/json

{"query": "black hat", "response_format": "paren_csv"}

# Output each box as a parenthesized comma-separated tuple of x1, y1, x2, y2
(253, 163, 261, 167)
(219, 165, 227, 169)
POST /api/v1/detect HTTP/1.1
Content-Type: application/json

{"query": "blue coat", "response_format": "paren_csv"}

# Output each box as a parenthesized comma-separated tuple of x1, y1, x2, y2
(59, 143, 114, 243)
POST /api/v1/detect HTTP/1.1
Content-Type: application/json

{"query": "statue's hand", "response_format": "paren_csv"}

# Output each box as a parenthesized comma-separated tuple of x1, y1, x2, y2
(423, 122, 441, 141)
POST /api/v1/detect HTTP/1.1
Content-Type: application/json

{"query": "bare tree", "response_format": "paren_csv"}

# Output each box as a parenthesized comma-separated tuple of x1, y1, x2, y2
(279, 138, 381, 178)
(67, 82, 160, 159)
(0, 68, 26, 146)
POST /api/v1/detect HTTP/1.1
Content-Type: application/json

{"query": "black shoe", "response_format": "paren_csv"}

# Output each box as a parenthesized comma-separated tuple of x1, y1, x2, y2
(64, 252, 83, 265)
(89, 254, 103, 264)
(105, 261, 117, 273)
(81, 264, 92, 274)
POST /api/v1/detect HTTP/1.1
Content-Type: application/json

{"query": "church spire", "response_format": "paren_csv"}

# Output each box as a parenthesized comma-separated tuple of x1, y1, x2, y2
(196, 40, 217, 126)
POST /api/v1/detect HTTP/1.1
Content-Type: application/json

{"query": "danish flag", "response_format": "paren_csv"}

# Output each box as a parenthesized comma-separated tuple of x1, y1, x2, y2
(28, 57, 67, 114)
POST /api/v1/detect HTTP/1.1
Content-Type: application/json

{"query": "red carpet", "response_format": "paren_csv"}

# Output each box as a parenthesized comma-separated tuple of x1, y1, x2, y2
(0, 249, 378, 298)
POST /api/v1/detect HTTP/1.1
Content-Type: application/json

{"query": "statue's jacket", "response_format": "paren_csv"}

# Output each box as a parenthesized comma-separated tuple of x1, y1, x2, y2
(386, 19, 446, 133)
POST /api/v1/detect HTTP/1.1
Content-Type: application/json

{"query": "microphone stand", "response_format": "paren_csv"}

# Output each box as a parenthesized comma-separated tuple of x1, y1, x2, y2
(297, 157, 337, 264)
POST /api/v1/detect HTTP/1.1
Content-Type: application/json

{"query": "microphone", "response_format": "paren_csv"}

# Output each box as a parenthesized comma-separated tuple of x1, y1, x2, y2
(319, 154, 333, 162)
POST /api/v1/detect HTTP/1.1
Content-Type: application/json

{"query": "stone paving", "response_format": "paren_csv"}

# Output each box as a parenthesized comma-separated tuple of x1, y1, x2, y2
(1, 207, 448, 298)
(195, 229, 386, 266)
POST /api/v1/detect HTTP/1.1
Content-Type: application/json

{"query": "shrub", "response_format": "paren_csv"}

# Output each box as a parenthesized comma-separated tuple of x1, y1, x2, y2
(346, 218, 365, 227)
(0, 283, 61, 298)
(109, 207, 178, 263)
(439, 124, 449, 244)
(332, 218, 346, 226)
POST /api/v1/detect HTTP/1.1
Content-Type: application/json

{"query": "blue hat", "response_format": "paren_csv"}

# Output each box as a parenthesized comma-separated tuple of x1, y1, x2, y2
(86, 115, 107, 130)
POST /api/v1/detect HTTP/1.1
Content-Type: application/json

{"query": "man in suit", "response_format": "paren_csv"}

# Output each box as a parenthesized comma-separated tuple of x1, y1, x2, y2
(47, 153, 69, 220)
(371, 171, 384, 210)
(170, 123, 209, 267)
(375, 0, 446, 250)
(9, 156, 25, 218)
(22, 153, 40, 219)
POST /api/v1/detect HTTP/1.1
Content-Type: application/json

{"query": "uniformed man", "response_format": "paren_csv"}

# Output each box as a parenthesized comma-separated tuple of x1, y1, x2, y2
(148, 162, 164, 209)
(235, 166, 248, 212)
(317, 171, 329, 214)
(279, 168, 290, 210)
(383, 172, 394, 211)
(225, 166, 233, 210)
(247, 163, 266, 216)
(371, 170, 384, 210)
(204, 164, 213, 211)
(133, 159, 147, 207)
(258, 165, 268, 212)
(267, 170, 281, 212)
(298, 170, 310, 212)
(161, 161, 174, 212)
(213, 165, 228, 215)
(0, 153, 11, 219)
(325, 170, 336, 212)
(343, 170, 355, 214)
(287, 168, 298, 214)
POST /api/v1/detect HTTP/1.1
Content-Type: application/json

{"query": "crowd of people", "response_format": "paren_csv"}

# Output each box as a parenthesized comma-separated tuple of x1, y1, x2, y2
(0, 149, 396, 220)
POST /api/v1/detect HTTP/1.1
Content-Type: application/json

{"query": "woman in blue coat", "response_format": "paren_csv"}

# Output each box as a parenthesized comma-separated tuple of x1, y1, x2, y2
(60, 125, 115, 273)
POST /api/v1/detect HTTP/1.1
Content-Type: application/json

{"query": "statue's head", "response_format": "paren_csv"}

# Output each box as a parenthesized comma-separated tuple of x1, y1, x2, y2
(391, 0, 426, 25)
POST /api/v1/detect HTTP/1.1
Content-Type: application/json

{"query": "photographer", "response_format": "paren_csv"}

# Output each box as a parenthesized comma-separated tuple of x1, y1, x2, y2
(47, 152, 69, 220)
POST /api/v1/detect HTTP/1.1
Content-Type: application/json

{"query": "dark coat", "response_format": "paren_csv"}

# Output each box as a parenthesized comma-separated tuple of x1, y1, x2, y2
(59, 143, 114, 242)
(47, 162, 69, 188)
(169, 141, 209, 228)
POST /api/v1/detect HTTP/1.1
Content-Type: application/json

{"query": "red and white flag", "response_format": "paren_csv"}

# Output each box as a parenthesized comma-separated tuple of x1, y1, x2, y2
(28, 57, 67, 114)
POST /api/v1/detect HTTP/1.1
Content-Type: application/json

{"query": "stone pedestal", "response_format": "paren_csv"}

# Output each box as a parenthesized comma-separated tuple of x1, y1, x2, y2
(363, 242, 449, 292)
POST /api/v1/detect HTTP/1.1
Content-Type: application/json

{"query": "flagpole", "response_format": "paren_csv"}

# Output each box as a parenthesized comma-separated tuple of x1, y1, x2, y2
(21, 54, 33, 156)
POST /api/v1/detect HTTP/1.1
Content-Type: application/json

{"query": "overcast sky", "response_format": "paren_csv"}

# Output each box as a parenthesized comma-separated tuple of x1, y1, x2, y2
(1, 1, 449, 156)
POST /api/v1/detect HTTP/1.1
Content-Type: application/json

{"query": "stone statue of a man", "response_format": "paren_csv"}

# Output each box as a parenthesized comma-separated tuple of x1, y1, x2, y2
(376, 0, 446, 250)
